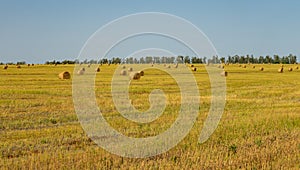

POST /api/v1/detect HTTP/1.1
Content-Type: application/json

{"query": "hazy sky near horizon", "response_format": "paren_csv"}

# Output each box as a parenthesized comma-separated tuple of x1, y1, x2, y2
(0, 0, 300, 63)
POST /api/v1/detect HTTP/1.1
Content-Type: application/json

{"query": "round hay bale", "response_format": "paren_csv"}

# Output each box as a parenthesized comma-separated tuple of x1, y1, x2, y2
(260, 67, 264, 71)
(192, 67, 197, 71)
(288, 68, 293, 72)
(3, 65, 8, 69)
(238, 64, 242, 67)
(129, 72, 141, 80)
(77, 68, 85, 75)
(252, 66, 256, 69)
(242, 65, 246, 68)
(190, 64, 194, 67)
(31, 64, 34, 66)
(278, 67, 283, 73)
(295, 66, 299, 70)
(122, 65, 126, 69)
(220, 71, 228, 77)
(138, 70, 144, 76)
(95, 67, 100, 72)
(167, 65, 171, 68)
(59, 71, 71, 79)
(16, 65, 21, 68)
(87, 64, 91, 68)
(27, 64, 30, 67)
(120, 69, 127, 75)
(128, 67, 133, 72)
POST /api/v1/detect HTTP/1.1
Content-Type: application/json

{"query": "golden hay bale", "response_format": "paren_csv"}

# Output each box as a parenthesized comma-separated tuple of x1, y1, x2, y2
(190, 64, 194, 67)
(120, 69, 127, 75)
(288, 68, 293, 72)
(192, 67, 197, 71)
(95, 67, 100, 72)
(3, 65, 8, 69)
(252, 66, 256, 69)
(151, 64, 154, 67)
(295, 66, 298, 70)
(278, 67, 283, 73)
(129, 72, 141, 80)
(138, 70, 144, 76)
(128, 67, 133, 72)
(31, 64, 34, 66)
(238, 64, 242, 67)
(167, 65, 171, 68)
(27, 64, 30, 67)
(242, 65, 247, 68)
(122, 65, 126, 69)
(77, 68, 85, 75)
(59, 71, 71, 79)
(87, 64, 91, 68)
(16, 65, 21, 68)
(220, 71, 228, 77)
(260, 67, 264, 71)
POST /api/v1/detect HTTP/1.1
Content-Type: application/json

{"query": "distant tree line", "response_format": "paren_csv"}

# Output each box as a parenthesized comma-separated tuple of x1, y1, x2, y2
(1, 54, 297, 65)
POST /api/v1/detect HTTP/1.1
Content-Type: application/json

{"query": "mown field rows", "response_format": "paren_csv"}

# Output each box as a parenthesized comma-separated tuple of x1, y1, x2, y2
(0, 64, 299, 169)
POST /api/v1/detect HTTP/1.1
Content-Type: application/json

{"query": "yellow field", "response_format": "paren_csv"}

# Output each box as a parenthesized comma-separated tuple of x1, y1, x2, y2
(0, 64, 299, 169)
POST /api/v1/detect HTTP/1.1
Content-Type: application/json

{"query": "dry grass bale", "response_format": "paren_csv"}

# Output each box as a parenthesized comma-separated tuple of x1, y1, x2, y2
(192, 67, 197, 71)
(129, 72, 141, 80)
(95, 67, 100, 72)
(260, 67, 264, 71)
(238, 64, 242, 67)
(128, 67, 133, 72)
(27, 64, 30, 67)
(288, 68, 293, 72)
(295, 66, 299, 70)
(252, 66, 256, 69)
(31, 64, 34, 66)
(242, 65, 247, 68)
(59, 71, 71, 79)
(190, 64, 194, 67)
(16, 65, 21, 68)
(77, 68, 85, 75)
(278, 67, 283, 73)
(138, 70, 144, 76)
(87, 64, 91, 68)
(174, 64, 178, 68)
(151, 64, 154, 67)
(220, 71, 228, 77)
(167, 65, 171, 68)
(122, 65, 126, 69)
(3, 65, 8, 69)
(120, 69, 127, 75)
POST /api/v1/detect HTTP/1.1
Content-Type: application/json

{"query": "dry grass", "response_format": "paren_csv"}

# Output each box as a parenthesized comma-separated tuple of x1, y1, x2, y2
(0, 64, 299, 169)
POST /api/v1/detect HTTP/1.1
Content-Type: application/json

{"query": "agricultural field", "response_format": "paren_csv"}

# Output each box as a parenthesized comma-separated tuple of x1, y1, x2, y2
(0, 64, 299, 169)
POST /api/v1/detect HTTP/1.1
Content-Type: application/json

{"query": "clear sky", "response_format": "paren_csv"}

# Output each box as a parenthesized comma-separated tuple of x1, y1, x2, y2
(0, 0, 299, 63)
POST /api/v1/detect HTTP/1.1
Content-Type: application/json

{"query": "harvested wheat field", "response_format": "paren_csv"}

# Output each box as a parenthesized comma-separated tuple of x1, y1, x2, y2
(0, 64, 299, 169)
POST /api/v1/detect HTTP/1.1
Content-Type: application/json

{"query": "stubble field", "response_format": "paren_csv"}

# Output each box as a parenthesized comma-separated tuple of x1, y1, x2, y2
(0, 64, 299, 169)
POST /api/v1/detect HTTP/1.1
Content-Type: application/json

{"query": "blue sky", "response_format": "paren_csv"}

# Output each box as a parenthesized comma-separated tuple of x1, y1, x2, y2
(0, 0, 299, 63)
